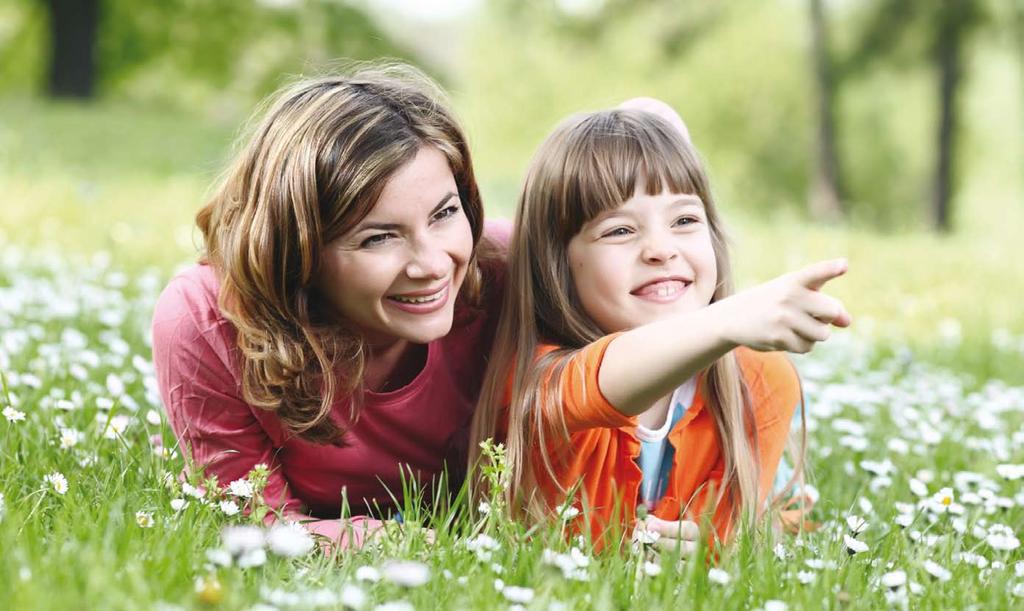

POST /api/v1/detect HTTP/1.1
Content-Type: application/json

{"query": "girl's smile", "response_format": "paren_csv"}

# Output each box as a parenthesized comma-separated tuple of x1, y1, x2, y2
(630, 277, 693, 303)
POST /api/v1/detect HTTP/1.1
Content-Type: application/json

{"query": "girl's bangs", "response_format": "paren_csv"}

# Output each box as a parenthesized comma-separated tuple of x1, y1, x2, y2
(559, 111, 701, 238)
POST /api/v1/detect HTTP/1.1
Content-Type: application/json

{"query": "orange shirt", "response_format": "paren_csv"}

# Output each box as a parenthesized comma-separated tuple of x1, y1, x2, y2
(514, 334, 801, 548)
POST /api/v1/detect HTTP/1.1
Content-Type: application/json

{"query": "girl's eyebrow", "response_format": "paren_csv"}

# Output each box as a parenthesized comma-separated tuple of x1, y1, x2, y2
(671, 195, 704, 209)
(352, 192, 459, 233)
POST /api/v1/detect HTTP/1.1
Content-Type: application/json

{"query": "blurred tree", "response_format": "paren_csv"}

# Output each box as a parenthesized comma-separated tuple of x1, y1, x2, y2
(32, 0, 415, 107)
(45, 0, 99, 98)
(841, 0, 986, 232)
(808, 0, 844, 222)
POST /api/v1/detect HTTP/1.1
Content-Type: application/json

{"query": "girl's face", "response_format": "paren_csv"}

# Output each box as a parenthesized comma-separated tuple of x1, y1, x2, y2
(567, 187, 718, 334)
(317, 146, 474, 348)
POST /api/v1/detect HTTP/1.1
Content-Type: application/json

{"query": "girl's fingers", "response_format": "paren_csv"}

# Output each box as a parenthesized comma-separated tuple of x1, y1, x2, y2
(794, 258, 848, 291)
(643, 516, 700, 541)
(791, 313, 831, 345)
(802, 292, 848, 326)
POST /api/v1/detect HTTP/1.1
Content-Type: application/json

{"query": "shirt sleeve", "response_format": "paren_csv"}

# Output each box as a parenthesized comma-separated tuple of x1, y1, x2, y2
(539, 333, 637, 434)
(151, 275, 380, 550)
(483, 217, 513, 250)
(739, 349, 802, 504)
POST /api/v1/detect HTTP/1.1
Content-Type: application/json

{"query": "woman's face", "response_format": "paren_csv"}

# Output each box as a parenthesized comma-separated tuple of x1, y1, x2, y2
(317, 146, 474, 348)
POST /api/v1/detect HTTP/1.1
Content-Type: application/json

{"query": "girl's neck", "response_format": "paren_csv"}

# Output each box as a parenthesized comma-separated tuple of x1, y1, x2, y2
(362, 339, 428, 393)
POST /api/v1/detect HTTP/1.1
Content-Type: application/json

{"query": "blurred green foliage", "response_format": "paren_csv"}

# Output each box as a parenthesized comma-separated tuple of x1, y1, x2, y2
(0, 0, 1022, 372)
(0, 0, 415, 113)
(458, 0, 1021, 229)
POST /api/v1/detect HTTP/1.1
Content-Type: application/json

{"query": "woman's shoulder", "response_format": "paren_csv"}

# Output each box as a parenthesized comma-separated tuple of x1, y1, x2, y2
(152, 263, 235, 352)
(153, 264, 221, 326)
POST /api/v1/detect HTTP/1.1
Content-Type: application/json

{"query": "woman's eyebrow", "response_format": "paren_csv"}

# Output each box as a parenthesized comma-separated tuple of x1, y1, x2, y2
(353, 191, 459, 233)
(429, 192, 458, 215)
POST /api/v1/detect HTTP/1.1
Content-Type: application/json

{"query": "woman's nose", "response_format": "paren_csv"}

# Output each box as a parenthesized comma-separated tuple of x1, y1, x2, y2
(405, 238, 450, 280)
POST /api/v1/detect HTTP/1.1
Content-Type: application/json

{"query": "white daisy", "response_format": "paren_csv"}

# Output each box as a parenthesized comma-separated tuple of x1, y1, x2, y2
(502, 585, 534, 604)
(58, 428, 82, 449)
(227, 478, 253, 498)
(846, 515, 868, 534)
(222, 525, 264, 555)
(707, 568, 731, 585)
(135, 511, 155, 528)
(266, 522, 315, 557)
(356, 566, 381, 582)
(880, 570, 907, 589)
(923, 560, 951, 582)
(237, 547, 267, 568)
(796, 570, 817, 585)
(844, 535, 868, 555)
(340, 584, 367, 610)
(382, 560, 431, 588)
(3, 406, 25, 422)
(43, 471, 68, 495)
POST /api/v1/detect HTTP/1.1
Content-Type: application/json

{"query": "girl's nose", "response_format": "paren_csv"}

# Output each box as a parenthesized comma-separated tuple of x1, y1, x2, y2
(640, 233, 678, 264)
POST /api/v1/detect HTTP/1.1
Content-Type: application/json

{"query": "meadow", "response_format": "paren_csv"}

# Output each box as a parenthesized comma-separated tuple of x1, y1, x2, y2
(1, 98, 1024, 609)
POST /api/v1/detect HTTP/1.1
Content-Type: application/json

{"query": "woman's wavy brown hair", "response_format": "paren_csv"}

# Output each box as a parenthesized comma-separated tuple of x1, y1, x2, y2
(196, 63, 486, 445)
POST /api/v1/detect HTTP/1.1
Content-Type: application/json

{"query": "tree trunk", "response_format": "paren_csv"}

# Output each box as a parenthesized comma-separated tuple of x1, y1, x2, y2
(46, 0, 100, 98)
(933, 2, 965, 233)
(808, 0, 844, 222)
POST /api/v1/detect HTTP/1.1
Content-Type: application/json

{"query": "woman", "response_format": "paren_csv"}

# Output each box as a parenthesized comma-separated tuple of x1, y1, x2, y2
(152, 64, 508, 548)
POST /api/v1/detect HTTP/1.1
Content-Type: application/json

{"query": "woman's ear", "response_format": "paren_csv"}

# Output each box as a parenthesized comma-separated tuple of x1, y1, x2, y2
(617, 97, 692, 144)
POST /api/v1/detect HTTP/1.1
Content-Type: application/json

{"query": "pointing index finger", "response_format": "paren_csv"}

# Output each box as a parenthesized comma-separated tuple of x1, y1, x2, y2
(798, 258, 848, 291)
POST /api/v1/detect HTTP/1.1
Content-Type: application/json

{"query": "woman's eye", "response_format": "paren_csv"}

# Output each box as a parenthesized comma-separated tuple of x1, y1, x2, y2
(360, 233, 395, 248)
(432, 203, 461, 223)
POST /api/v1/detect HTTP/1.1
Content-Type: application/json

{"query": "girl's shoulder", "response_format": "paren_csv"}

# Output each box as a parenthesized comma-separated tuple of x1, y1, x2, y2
(734, 347, 801, 412)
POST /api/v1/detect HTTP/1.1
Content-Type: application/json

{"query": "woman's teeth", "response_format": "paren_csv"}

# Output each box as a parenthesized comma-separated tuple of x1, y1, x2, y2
(391, 290, 443, 304)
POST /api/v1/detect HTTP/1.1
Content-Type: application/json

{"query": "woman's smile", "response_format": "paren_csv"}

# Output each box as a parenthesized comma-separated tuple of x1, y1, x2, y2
(386, 281, 451, 313)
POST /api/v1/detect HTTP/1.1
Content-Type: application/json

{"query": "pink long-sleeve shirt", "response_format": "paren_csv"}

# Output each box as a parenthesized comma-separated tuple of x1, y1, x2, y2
(152, 223, 508, 547)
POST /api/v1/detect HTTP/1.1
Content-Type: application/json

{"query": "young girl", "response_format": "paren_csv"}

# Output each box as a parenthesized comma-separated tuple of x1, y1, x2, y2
(470, 108, 850, 551)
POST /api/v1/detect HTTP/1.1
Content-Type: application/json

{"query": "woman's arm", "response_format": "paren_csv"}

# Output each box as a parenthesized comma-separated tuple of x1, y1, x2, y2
(151, 275, 383, 550)
(599, 259, 850, 416)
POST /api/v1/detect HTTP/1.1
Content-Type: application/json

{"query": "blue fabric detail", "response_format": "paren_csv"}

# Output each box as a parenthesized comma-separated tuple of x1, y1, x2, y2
(637, 400, 688, 507)
(771, 401, 804, 496)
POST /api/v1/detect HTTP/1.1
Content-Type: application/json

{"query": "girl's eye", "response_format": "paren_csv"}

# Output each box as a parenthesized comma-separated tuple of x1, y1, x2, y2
(674, 215, 700, 227)
(601, 227, 633, 238)
(431, 203, 461, 223)
(360, 233, 396, 248)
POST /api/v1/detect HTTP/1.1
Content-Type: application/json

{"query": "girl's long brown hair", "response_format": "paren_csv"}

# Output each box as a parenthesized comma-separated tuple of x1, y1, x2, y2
(197, 63, 487, 445)
(471, 109, 802, 531)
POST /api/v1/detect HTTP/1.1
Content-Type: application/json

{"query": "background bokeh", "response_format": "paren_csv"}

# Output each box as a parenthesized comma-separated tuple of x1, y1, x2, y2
(1, 0, 1023, 381)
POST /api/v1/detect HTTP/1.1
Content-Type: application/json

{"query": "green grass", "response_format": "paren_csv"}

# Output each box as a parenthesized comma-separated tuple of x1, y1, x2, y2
(2, 97, 1024, 609)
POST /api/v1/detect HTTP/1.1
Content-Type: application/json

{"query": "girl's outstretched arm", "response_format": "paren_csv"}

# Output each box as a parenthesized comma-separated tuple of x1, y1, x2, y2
(599, 259, 851, 415)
